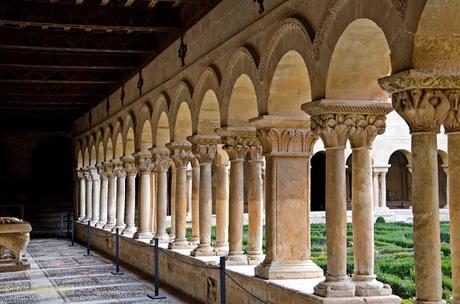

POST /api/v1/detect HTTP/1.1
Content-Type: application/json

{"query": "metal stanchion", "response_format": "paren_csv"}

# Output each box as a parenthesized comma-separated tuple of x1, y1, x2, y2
(69, 218, 75, 247)
(220, 256, 226, 304)
(147, 238, 166, 300)
(59, 213, 64, 238)
(111, 228, 124, 275)
(83, 221, 93, 256)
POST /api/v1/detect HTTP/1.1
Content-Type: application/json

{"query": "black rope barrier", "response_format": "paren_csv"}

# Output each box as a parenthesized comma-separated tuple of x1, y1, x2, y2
(111, 228, 124, 275)
(147, 238, 167, 300)
(83, 221, 93, 257)
(224, 271, 269, 304)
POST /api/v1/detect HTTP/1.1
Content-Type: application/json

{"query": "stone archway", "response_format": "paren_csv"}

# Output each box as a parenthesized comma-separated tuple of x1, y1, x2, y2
(386, 150, 411, 209)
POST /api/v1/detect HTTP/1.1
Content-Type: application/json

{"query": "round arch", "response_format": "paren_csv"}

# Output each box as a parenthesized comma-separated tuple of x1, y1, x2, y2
(227, 74, 258, 127)
(174, 102, 193, 141)
(387, 150, 412, 209)
(197, 90, 221, 135)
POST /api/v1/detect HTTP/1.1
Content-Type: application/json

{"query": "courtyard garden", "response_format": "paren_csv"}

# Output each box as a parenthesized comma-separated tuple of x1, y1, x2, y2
(185, 219, 452, 302)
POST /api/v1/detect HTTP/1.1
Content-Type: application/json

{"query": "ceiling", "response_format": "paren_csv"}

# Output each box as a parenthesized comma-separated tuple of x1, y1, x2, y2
(0, 0, 222, 131)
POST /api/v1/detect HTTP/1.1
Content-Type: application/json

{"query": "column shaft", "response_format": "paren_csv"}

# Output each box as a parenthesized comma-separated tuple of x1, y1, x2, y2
(170, 167, 188, 248)
(156, 170, 169, 242)
(373, 171, 379, 209)
(104, 175, 117, 230)
(170, 168, 176, 237)
(227, 159, 245, 261)
(79, 177, 86, 221)
(412, 133, 443, 302)
(122, 174, 136, 236)
(247, 159, 263, 263)
(85, 178, 93, 222)
(379, 171, 387, 208)
(97, 176, 108, 228)
(191, 165, 200, 244)
(115, 175, 126, 230)
(448, 133, 460, 303)
(214, 164, 229, 255)
(91, 173, 100, 226)
(135, 172, 153, 239)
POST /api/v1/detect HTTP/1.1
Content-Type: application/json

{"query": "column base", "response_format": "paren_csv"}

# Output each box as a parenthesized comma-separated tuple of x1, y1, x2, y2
(213, 243, 229, 256)
(134, 231, 154, 240)
(255, 259, 324, 280)
(225, 252, 248, 265)
(112, 225, 126, 233)
(191, 237, 200, 245)
(103, 223, 115, 231)
(314, 275, 355, 297)
(414, 300, 446, 304)
(90, 220, 99, 226)
(306, 293, 401, 304)
(95, 221, 106, 228)
(78, 216, 85, 222)
(154, 233, 170, 244)
(352, 274, 392, 296)
(168, 239, 192, 250)
(451, 298, 460, 304)
(247, 252, 264, 265)
(191, 244, 216, 257)
(83, 218, 91, 223)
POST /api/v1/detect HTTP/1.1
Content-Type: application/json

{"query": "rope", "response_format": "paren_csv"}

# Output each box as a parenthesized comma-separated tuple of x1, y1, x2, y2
(224, 271, 270, 304)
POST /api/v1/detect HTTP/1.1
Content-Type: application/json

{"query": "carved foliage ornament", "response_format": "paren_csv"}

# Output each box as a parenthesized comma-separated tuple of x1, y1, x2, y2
(193, 144, 217, 164)
(168, 144, 193, 169)
(153, 153, 171, 172)
(443, 90, 460, 133)
(392, 89, 450, 133)
(257, 128, 316, 155)
(310, 113, 355, 148)
(347, 115, 386, 148)
(221, 135, 259, 161)
(136, 154, 154, 174)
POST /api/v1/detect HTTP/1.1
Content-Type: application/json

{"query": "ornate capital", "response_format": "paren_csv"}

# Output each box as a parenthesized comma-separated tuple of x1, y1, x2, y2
(167, 142, 193, 169)
(103, 161, 115, 178)
(96, 163, 108, 180)
(135, 151, 154, 174)
(76, 169, 85, 179)
(216, 127, 257, 161)
(188, 135, 220, 164)
(151, 148, 171, 172)
(443, 90, 460, 133)
(256, 128, 316, 155)
(112, 159, 126, 178)
(121, 155, 137, 176)
(303, 99, 392, 148)
(391, 89, 450, 133)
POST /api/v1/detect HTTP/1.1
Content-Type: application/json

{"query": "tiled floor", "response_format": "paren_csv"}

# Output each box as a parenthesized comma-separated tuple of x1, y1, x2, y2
(0, 239, 190, 304)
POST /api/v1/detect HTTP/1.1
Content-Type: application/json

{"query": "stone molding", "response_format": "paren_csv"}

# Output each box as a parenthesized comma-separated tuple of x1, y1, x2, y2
(187, 135, 220, 164)
(378, 68, 460, 94)
(216, 127, 258, 161)
(303, 100, 391, 148)
(135, 151, 155, 175)
(167, 141, 193, 169)
(151, 148, 171, 172)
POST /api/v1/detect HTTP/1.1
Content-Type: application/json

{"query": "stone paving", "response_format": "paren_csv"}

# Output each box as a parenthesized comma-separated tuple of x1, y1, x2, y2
(0, 238, 190, 304)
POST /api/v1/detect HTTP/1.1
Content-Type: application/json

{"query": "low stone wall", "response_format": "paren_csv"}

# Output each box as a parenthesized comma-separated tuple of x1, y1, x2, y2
(75, 223, 401, 304)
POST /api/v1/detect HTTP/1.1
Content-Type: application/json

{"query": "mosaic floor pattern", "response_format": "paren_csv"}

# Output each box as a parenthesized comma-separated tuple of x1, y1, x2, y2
(0, 238, 190, 303)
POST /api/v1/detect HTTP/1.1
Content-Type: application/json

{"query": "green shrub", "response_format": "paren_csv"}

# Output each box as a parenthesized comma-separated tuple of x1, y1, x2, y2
(376, 216, 386, 224)
(378, 258, 413, 278)
(377, 272, 415, 299)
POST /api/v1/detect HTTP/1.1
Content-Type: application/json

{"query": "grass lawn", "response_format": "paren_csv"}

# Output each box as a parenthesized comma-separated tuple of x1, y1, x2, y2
(184, 220, 452, 302)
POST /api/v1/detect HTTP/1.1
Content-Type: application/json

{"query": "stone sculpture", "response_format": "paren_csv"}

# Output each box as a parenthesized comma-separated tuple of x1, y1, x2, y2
(0, 217, 32, 271)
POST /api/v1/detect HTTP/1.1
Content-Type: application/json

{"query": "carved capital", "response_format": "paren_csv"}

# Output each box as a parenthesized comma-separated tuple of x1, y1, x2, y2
(188, 135, 220, 164)
(83, 169, 92, 182)
(112, 160, 126, 178)
(216, 127, 257, 161)
(135, 151, 154, 174)
(103, 161, 115, 178)
(303, 99, 392, 148)
(121, 155, 137, 176)
(392, 89, 450, 133)
(443, 89, 460, 133)
(96, 163, 108, 180)
(151, 148, 171, 172)
(76, 169, 85, 180)
(257, 128, 315, 155)
(167, 142, 193, 169)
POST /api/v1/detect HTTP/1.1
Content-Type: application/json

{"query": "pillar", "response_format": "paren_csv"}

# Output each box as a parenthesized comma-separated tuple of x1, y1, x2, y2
(214, 155, 229, 255)
(96, 164, 108, 228)
(84, 168, 93, 223)
(186, 168, 192, 218)
(250, 117, 323, 279)
(153, 149, 170, 243)
(372, 169, 379, 209)
(347, 104, 393, 296)
(170, 167, 176, 238)
(442, 165, 449, 208)
(247, 143, 264, 264)
(103, 162, 117, 231)
(380, 70, 449, 304)
(77, 169, 86, 222)
(190, 136, 219, 256)
(303, 101, 355, 295)
(134, 152, 155, 240)
(444, 100, 460, 304)
(113, 159, 126, 231)
(167, 142, 192, 249)
(378, 168, 389, 208)
(122, 155, 137, 236)
(90, 168, 100, 226)
(191, 161, 200, 245)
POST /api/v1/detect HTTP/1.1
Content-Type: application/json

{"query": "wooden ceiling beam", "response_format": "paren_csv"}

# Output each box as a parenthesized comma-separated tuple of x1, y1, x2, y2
(0, 64, 137, 71)
(0, 79, 117, 85)
(0, 44, 151, 54)
(0, 1, 181, 33)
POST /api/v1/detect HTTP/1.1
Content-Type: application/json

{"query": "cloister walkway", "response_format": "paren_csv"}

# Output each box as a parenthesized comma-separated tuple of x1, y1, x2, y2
(0, 239, 189, 304)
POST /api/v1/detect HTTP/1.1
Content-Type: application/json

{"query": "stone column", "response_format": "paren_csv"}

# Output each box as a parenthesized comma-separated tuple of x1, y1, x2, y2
(443, 94, 460, 304)
(113, 159, 126, 231)
(442, 165, 449, 208)
(250, 116, 323, 279)
(303, 101, 354, 295)
(103, 162, 117, 231)
(167, 142, 193, 249)
(378, 168, 389, 208)
(90, 167, 100, 226)
(170, 167, 176, 238)
(84, 168, 93, 223)
(380, 70, 449, 304)
(134, 151, 155, 240)
(96, 164, 108, 228)
(247, 142, 264, 264)
(191, 161, 200, 245)
(77, 169, 86, 222)
(347, 103, 393, 296)
(122, 155, 137, 236)
(214, 148, 229, 255)
(152, 148, 170, 243)
(372, 169, 380, 209)
(217, 127, 253, 264)
(186, 168, 192, 218)
(190, 136, 219, 256)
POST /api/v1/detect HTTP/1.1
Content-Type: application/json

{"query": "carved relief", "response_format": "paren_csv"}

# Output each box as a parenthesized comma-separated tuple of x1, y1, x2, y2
(167, 142, 193, 169)
(257, 128, 316, 155)
(443, 89, 460, 132)
(0, 217, 32, 271)
(122, 155, 137, 176)
(97, 164, 108, 180)
(392, 89, 450, 133)
(310, 114, 353, 148)
(347, 114, 387, 148)
(112, 160, 127, 178)
(216, 128, 258, 161)
(188, 136, 220, 164)
(135, 152, 155, 174)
